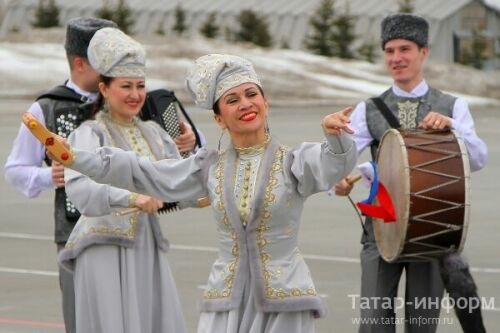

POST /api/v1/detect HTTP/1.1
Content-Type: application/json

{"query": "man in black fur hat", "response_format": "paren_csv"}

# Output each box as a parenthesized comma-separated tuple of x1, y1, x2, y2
(334, 13, 488, 333)
(4, 17, 197, 333)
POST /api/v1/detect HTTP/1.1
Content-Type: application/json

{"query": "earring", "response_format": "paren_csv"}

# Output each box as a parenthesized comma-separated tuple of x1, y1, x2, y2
(102, 98, 110, 113)
(265, 118, 270, 135)
(217, 128, 226, 153)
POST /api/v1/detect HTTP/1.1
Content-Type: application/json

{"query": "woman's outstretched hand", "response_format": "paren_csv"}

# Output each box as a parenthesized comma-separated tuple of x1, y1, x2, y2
(321, 107, 354, 136)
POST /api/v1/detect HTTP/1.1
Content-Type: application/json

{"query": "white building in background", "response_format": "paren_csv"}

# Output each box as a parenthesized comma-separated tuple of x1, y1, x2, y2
(1, 0, 499, 69)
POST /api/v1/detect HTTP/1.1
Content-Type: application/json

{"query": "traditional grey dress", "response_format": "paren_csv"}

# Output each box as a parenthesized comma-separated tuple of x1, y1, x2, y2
(68, 131, 357, 333)
(59, 112, 186, 333)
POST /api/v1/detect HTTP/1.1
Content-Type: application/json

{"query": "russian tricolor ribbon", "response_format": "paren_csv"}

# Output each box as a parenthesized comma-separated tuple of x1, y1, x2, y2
(356, 161, 397, 223)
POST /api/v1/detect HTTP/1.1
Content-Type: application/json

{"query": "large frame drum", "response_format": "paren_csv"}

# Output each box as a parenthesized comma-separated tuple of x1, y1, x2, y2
(373, 129, 470, 262)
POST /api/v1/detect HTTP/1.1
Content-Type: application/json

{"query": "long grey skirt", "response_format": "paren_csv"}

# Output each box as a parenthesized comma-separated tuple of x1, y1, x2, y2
(73, 219, 186, 333)
(197, 272, 315, 333)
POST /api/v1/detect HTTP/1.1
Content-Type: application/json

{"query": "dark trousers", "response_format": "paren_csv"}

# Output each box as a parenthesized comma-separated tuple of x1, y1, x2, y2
(359, 242, 444, 333)
(57, 243, 75, 333)
(439, 253, 487, 333)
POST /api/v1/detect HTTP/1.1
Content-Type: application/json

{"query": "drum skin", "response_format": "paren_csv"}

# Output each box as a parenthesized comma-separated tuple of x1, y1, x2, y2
(373, 129, 470, 262)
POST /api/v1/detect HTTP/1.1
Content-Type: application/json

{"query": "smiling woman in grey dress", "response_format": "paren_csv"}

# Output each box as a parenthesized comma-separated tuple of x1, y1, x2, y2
(57, 28, 187, 333)
(48, 54, 358, 333)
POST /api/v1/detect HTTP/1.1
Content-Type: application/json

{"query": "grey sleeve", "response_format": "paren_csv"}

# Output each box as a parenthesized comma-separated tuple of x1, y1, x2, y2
(70, 145, 217, 204)
(65, 124, 131, 216)
(290, 133, 357, 197)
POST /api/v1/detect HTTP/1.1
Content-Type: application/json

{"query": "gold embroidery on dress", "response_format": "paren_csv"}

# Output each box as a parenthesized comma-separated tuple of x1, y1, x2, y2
(204, 146, 317, 300)
(101, 112, 160, 160)
(66, 112, 168, 248)
(203, 154, 239, 299)
(234, 139, 266, 227)
(65, 213, 139, 248)
(96, 115, 117, 147)
(66, 114, 160, 249)
(258, 146, 318, 300)
(397, 100, 419, 129)
(238, 161, 252, 225)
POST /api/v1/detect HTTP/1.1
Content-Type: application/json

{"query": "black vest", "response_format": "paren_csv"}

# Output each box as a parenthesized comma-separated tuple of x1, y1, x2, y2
(37, 86, 94, 243)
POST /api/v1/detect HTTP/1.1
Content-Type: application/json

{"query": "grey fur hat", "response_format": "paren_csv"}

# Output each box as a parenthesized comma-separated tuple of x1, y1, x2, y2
(380, 13, 429, 49)
(64, 17, 117, 57)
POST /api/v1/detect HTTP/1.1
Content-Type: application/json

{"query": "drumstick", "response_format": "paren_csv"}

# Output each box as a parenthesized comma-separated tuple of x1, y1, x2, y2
(115, 196, 211, 216)
(344, 174, 368, 236)
(22, 112, 74, 166)
(115, 207, 141, 216)
(346, 174, 362, 185)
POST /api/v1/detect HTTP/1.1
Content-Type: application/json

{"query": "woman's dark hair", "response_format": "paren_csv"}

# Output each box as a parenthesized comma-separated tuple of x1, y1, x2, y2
(212, 85, 265, 115)
(93, 75, 114, 115)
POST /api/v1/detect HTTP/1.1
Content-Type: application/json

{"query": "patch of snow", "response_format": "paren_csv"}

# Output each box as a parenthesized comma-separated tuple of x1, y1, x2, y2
(0, 33, 499, 108)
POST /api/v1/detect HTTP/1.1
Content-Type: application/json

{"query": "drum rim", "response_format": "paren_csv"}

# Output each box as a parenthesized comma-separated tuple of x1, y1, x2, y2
(376, 129, 470, 262)
(374, 128, 410, 262)
(452, 129, 471, 254)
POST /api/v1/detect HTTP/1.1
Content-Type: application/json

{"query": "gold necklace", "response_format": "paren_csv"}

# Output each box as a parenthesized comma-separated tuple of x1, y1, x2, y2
(234, 134, 270, 155)
(102, 111, 136, 127)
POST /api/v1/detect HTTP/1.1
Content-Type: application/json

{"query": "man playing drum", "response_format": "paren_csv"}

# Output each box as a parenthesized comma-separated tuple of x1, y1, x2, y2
(334, 13, 488, 333)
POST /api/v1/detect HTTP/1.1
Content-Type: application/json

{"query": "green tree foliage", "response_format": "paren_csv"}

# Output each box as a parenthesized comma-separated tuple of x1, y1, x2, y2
(305, 0, 336, 56)
(236, 10, 272, 48)
(96, 0, 135, 34)
(32, 0, 60, 28)
(254, 16, 272, 47)
(398, 0, 414, 13)
(96, 4, 113, 21)
(114, 0, 135, 34)
(357, 41, 377, 63)
(173, 5, 187, 36)
(200, 12, 219, 39)
(332, 9, 356, 59)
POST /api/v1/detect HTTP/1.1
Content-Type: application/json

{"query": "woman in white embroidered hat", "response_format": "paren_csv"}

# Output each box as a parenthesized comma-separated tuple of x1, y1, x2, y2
(57, 27, 187, 333)
(41, 53, 357, 333)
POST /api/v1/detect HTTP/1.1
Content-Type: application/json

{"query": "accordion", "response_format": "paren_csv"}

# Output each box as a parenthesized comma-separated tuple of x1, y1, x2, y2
(140, 89, 201, 158)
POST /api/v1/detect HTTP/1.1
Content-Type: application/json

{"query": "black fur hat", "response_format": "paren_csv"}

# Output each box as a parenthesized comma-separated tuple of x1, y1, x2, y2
(64, 17, 117, 57)
(380, 13, 429, 49)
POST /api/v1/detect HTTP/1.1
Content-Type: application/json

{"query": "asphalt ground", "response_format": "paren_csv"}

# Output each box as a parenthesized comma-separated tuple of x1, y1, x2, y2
(0, 99, 498, 332)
